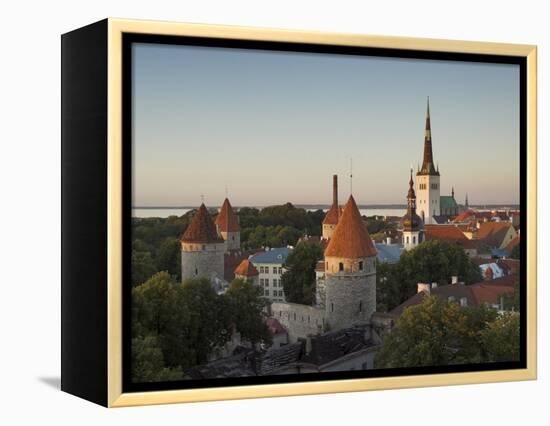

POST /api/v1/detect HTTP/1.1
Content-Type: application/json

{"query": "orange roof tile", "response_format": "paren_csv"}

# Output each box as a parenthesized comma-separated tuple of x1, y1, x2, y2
(234, 259, 259, 277)
(476, 222, 513, 247)
(425, 224, 468, 241)
(324, 195, 377, 258)
(215, 198, 240, 232)
(505, 235, 520, 252)
(181, 204, 224, 244)
(322, 203, 341, 225)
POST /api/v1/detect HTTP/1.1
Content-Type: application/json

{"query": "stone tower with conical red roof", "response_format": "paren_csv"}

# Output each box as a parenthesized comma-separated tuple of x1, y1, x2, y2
(322, 195, 377, 331)
(416, 97, 441, 224)
(215, 198, 241, 252)
(180, 203, 225, 282)
(322, 175, 341, 240)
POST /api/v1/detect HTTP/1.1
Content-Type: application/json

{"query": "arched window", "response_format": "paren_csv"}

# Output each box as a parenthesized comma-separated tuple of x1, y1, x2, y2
(406, 236, 410, 244)
(412, 236, 416, 244)
(331, 303, 334, 312)
(359, 261, 364, 271)
(359, 300, 363, 312)
(339, 262, 344, 272)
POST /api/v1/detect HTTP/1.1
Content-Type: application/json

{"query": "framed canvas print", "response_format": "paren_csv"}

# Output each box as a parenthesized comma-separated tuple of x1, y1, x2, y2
(61, 18, 537, 407)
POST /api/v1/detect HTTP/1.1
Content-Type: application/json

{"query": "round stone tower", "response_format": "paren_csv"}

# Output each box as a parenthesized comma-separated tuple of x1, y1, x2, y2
(323, 195, 377, 331)
(215, 198, 241, 252)
(181, 203, 225, 282)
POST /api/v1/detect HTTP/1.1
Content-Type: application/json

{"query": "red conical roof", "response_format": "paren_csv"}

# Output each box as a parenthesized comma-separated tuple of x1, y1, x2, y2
(322, 204, 341, 225)
(215, 198, 240, 232)
(181, 204, 224, 244)
(324, 195, 377, 258)
(234, 259, 259, 277)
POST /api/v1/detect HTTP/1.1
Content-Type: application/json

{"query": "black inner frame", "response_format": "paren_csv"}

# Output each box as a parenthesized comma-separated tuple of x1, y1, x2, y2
(122, 33, 528, 393)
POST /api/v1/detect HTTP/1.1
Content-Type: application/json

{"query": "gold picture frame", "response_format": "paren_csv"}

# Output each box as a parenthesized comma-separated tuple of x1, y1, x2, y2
(61, 18, 537, 407)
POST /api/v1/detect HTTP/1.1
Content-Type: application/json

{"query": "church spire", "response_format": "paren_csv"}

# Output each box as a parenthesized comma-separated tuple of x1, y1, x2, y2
(418, 97, 439, 176)
(402, 169, 422, 233)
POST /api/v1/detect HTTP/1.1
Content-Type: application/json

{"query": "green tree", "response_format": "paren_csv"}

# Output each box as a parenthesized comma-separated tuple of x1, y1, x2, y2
(156, 237, 181, 280)
(479, 312, 520, 362)
(375, 297, 515, 369)
(224, 279, 272, 346)
(281, 242, 323, 305)
(180, 277, 232, 365)
(131, 335, 183, 382)
(377, 240, 482, 311)
(132, 272, 193, 367)
(131, 249, 157, 287)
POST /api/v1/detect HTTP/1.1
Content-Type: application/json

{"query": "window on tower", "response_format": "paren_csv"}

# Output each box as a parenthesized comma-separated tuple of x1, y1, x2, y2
(339, 262, 344, 272)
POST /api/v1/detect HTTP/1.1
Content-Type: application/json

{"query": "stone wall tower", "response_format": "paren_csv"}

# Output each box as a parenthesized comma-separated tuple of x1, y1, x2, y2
(322, 175, 341, 240)
(181, 203, 225, 282)
(416, 97, 440, 224)
(402, 169, 424, 250)
(323, 195, 377, 331)
(215, 198, 241, 252)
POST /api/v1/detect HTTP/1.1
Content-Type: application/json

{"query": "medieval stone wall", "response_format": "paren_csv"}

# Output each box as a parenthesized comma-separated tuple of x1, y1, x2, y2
(271, 302, 325, 343)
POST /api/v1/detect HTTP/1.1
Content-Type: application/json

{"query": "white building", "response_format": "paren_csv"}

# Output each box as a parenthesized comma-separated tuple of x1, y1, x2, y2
(249, 247, 290, 302)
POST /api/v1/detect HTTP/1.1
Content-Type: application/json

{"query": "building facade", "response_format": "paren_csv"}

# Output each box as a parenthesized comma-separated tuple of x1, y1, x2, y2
(249, 247, 290, 302)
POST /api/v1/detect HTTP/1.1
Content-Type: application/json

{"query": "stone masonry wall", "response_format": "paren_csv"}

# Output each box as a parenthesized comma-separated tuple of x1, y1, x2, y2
(271, 302, 325, 343)
(324, 271, 376, 331)
(181, 244, 225, 282)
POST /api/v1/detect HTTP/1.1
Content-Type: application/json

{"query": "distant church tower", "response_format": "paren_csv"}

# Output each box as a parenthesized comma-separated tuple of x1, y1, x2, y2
(180, 203, 225, 282)
(215, 198, 241, 252)
(402, 169, 424, 251)
(323, 195, 377, 331)
(416, 97, 440, 224)
(322, 175, 341, 240)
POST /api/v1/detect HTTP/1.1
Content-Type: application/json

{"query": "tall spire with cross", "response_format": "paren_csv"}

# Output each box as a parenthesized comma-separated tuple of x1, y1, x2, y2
(418, 96, 439, 176)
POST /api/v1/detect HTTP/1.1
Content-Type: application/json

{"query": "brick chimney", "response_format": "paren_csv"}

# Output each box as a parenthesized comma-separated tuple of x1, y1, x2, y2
(417, 283, 431, 294)
(332, 174, 338, 207)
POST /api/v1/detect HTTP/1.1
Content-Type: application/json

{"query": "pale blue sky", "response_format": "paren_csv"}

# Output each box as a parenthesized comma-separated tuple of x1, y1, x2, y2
(132, 43, 520, 207)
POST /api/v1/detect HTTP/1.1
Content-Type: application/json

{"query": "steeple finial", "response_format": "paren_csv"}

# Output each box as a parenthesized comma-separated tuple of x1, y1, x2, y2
(200, 194, 205, 204)
(452, 186, 455, 198)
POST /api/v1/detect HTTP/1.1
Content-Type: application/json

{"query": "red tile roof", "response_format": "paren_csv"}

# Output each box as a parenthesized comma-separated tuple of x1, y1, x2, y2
(453, 210, 476, 223)
(476, 222, 514, 248)
(324, 195, 377, 258)
(181, 204, 224, 244)
(215, 198, 240, 232)
(390, 274, 518, 316)
(322, 203, 341, 225)
(425, 225, 468, 241)
(505, 235, 520, 253)
(234, 259, 259, 277)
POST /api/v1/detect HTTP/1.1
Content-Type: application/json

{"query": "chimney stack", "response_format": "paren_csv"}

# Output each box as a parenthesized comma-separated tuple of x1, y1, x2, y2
(417, 283, 431, 294)
(451, 276, 459, 284)
(332, 174, 338, 207)
(386, 237, 392, 245)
